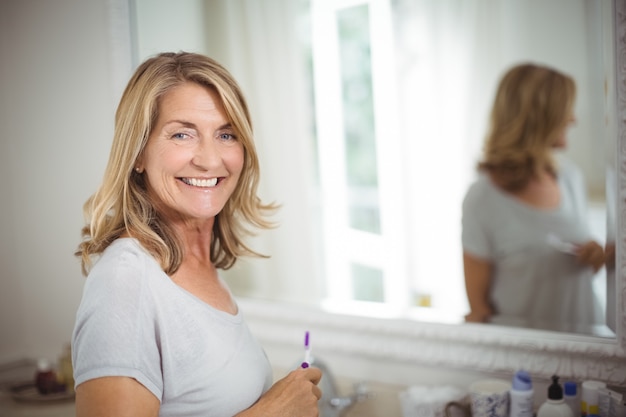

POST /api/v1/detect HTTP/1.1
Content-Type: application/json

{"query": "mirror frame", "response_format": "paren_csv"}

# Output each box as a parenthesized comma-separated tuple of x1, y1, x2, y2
(110, 0, 626, 385)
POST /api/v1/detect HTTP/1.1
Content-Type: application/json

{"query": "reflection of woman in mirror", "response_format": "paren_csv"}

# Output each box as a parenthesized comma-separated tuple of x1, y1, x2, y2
(72, 52, 322, 416)
(462, 63, 605, 328)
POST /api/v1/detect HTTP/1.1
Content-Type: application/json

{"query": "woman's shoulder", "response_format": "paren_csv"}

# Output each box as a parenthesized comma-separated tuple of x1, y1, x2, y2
(87, 238, 158, 288)
(464, 173, 495, 202)
(92, 238, 148, 267)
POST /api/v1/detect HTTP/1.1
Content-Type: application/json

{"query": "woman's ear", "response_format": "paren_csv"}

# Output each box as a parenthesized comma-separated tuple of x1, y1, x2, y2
(134, 156, 144, 174)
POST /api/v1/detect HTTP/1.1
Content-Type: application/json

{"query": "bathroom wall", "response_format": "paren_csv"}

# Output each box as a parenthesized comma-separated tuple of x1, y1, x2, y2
(0, 0, 125, 363)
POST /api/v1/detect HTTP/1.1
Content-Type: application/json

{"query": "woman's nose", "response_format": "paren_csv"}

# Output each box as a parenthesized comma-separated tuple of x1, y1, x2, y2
(191, 138, 221, 169)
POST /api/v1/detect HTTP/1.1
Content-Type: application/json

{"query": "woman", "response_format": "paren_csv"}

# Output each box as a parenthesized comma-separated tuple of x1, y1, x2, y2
(72, 52, 322, 417)
(462, 63, 605, 328)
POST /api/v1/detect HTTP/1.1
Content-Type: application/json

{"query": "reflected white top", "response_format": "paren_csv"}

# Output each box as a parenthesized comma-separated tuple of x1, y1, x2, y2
(462, 155, 603, 327)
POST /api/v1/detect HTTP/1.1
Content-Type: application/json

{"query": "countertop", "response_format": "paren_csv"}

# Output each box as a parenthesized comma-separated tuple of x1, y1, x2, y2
(0, 391, 74, 417)
(0, 359, 75, 417)
(0, 360, 403, 417)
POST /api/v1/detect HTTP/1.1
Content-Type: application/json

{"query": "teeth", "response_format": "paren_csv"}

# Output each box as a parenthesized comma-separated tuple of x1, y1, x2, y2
(183, 177, 218, 188)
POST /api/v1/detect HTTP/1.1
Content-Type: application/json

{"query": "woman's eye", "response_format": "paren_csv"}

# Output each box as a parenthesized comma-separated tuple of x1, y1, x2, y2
(218, 133, 237, 141)
(172, 132, 189, 140)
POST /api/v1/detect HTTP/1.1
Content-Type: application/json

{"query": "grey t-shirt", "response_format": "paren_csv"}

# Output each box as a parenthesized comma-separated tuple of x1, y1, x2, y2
(461, 156, 602, 328)
(72, 238, 273, 417)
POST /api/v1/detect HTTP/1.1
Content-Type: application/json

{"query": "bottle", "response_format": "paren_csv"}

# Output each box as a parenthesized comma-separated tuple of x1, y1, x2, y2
(35, 358, 59, 395)
(564, 381, 580, 417)
(57, 344, 74, 393)
(537, 375, 574, 417)
(581, 381, 606, 417)
(510, 370, 534, 417)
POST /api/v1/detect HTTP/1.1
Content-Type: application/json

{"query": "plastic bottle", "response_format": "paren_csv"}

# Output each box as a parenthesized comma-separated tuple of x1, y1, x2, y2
(582, 381, 607, 417)
(35, 358, 59, 395)
(564, 381, 580, 417)
(510, 370, 534, 417)
(57, 344, 74, 393)
(537, 375, 574, 417)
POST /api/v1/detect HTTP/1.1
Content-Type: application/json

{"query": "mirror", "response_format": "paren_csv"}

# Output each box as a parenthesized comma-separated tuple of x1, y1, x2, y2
(131, 0, 615, 337)
(108, 0, 625, 384)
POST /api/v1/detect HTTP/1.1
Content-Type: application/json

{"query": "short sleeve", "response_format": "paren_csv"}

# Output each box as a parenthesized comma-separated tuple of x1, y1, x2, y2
(461, 181, 492, 260)
(72, 245, 163, 400)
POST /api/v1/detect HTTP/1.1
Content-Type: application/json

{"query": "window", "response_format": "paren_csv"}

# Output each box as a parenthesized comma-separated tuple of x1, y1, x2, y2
(311, 0, 418, 317)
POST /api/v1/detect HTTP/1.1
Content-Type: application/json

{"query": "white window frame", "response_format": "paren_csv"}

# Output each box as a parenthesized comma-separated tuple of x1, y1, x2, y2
(311, 0, 411, 315)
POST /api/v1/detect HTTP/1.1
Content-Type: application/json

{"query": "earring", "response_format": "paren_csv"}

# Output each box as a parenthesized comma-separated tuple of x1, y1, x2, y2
(135, 167, 142, 173)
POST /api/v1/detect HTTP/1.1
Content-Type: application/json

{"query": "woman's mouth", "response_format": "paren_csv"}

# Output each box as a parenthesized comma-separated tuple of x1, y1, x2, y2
(180, 177, 219, 188)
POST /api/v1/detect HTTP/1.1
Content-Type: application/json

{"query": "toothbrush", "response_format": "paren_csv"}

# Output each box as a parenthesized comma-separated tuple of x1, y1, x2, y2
(546, 233, 578, 255)
(301, 331, 311, 368)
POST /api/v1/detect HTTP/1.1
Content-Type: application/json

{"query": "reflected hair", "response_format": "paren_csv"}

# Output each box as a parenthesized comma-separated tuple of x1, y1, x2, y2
(478, 63, 576, 191)
(76, 51, 277, 276)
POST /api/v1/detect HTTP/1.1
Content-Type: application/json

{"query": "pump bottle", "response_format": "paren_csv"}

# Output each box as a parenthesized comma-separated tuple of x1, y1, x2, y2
(537, 375, 574, 417)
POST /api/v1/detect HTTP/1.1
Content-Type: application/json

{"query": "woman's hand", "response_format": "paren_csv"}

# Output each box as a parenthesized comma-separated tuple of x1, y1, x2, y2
(237, 366, 322, 417)
(575, 240, 606, 272)
(464, 308, 493, 323)
(463, 252, 494, 323)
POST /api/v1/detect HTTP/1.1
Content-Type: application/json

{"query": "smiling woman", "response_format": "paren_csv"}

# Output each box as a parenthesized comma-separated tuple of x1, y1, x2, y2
(72, 51, 323, 416)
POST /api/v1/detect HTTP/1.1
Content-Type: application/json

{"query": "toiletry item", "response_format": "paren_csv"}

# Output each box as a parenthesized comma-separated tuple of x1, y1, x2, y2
(582, 381, 607, 417)
(564, 381, 580, 417)
(401, 385, 466, 417)
(34, 358, 61, 395)
(57, 344, 74, 393)
(598, 387, 611, 417)
(547, 233, 578, 254)
(467, 379, 512, 417)
(537, 375, 574, 417)
(510, 370, 534, 417)
(609, 389, 624, 417)
(612, 395, 626, 417)
(597, 386, 623, 417)
(301, 330, 311, 368)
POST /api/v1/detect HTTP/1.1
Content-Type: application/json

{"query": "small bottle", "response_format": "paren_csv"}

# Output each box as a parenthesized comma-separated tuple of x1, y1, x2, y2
(581, 381, 606, 417)
(537, 375, 574, 417)
(35, 358, 59, 395)
(57, 344, 74, 393)
(564, 381, 580, 417)
(510, 370, 534, 417)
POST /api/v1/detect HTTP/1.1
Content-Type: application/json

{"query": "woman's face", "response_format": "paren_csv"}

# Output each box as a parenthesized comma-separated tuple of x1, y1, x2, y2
(553, 113, 576, 149)
(138, 82, 244, 227)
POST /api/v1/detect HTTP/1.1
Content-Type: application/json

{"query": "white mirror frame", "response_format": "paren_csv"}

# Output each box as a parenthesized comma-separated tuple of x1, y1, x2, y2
(110, 0, 626, 385)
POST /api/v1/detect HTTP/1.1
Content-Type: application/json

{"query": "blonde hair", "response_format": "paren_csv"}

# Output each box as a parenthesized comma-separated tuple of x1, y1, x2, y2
(76, 52, 277, 276)
(478, 63, 576, 191)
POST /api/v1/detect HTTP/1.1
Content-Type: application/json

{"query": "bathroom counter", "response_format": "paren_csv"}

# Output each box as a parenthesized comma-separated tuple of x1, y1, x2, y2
(0, 359, 74, 417)
(0, 377, 400, 417)
(0, 359, 404, 417)
(341, 379, 404, 417)
(0, 391, 74, 417)
(272, 365, 406, 417)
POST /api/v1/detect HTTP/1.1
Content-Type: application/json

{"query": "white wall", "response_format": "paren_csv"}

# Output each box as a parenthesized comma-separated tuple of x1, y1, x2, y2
(0, 0, 126, 363)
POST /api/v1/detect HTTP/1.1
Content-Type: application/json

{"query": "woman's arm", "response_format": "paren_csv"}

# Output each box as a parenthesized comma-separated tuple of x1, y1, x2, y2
(463, 252, 494, 323)
(75, 377, 160, 417)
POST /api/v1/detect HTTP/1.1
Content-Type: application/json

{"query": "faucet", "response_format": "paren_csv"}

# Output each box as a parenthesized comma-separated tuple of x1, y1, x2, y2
(303, 356, 373, 417)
